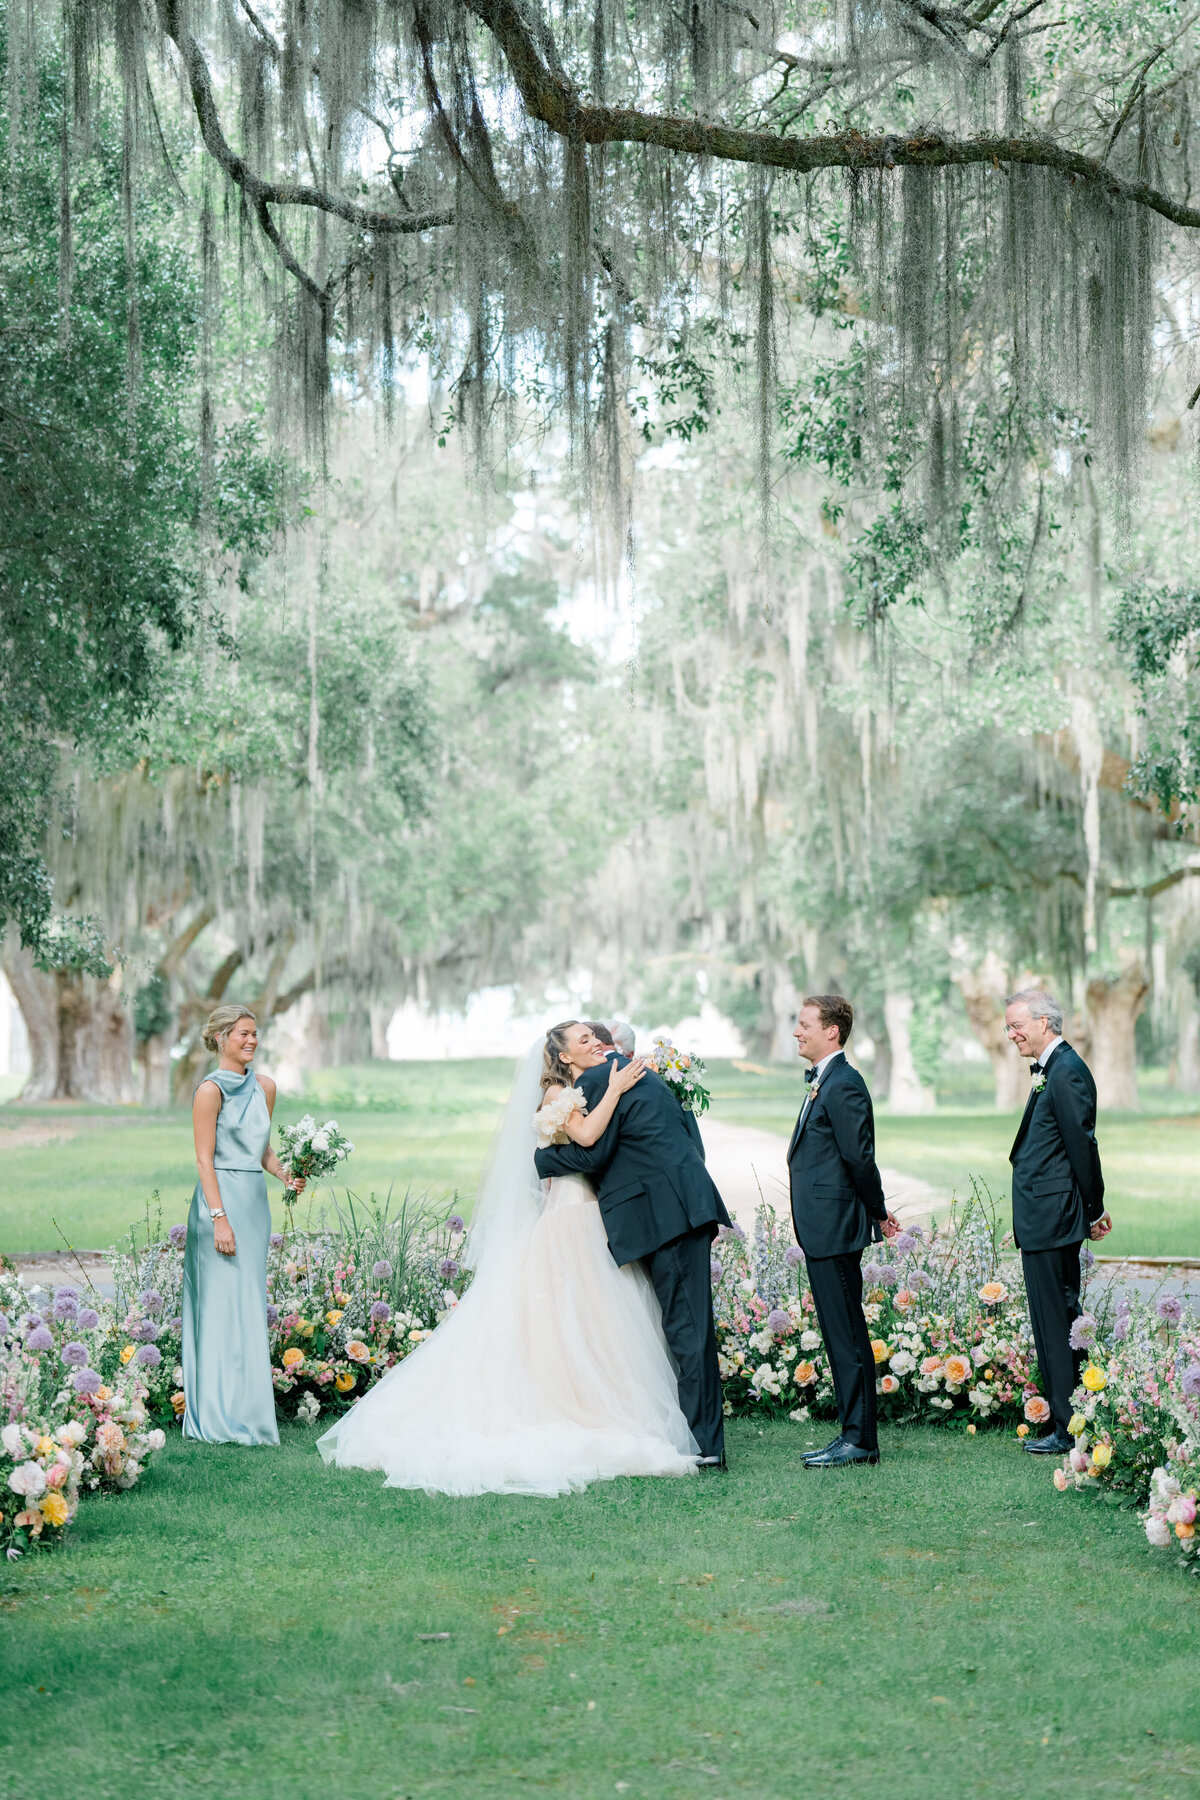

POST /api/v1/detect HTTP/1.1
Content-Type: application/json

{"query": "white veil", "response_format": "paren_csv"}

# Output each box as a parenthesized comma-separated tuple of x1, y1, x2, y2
(462, 1040, 545, 1277)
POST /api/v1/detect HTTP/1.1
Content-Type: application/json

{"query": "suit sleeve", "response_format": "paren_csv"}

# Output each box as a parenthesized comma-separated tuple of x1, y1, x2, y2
(682, 1107, 706, 1163)
(1048, 1063, 1105, 1219)
(827, 1078, 888, 1220)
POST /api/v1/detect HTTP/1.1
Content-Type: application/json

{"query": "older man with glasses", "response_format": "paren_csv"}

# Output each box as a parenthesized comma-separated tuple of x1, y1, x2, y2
(1004, 988, 1112, 1454)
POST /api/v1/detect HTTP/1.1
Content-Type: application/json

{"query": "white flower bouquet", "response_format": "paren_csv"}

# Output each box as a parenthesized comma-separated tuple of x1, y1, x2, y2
(646, 1036, 712, 1115)
(277, 1114, 355, 1203)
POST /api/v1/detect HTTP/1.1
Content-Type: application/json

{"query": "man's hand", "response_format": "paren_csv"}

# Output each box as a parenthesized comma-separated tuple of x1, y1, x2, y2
(1089, 1211, 1113, 1242)
(881, 1211, 901, 1240)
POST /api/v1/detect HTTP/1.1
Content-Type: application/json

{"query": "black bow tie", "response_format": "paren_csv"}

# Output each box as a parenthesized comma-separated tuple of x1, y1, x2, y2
(1030, 1062, 1043, 1079)
(805, 1068, 818, 1085)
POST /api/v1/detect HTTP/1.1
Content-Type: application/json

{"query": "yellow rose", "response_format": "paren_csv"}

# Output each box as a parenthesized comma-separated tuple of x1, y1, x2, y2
(171, 1392, 186, 1415)
(295, 1318, 315, 1339)
(325, 1310, 344, 1326)
(40, 1492, 70, 1528)
(1082, 1365, 1107, 1392)
(1091, 1441, 1112, 1469)
(35, 1436, 55, 1459)
(1016, 1423, 1029, 1438)
(282, 1347, 306, 1369)
(870, 1339, 890, 1365)
(335, 1371, 356, 1393)
(119, 1344, 136, 1365)
(96, 1384, 112, 1401)
(1068, 1413, 1087, 1438)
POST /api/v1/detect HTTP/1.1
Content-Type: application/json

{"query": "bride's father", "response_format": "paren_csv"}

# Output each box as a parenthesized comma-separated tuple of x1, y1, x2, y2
(789, 996, 897, 1469)
(1005, 987, 1110, 1454)
(534, 1024, 732, 1467)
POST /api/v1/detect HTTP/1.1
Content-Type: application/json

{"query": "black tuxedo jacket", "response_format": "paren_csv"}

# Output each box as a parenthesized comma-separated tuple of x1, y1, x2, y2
(787, 1052, 888, 1259)
(533, 1058, 731, 1265)
(1008, 1040, 1105, 1252)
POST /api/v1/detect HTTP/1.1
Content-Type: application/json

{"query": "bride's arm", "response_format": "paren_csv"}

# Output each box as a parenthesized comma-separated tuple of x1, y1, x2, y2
(563, 1058, 647, 1146)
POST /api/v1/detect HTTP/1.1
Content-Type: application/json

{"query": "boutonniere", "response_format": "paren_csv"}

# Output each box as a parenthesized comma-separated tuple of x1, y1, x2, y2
(1030, 1073, 1046, 1094)
(807, 1082, 821, 1103)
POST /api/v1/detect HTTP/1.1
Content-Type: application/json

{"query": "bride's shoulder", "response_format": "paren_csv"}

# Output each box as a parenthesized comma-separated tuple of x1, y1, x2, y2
(540, 1083, 566, 1105)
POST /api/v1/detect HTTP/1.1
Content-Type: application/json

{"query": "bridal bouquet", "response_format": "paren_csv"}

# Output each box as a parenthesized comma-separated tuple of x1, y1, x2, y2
(277, 1115, 355, 1201)
(646, 1036, 712, 1115)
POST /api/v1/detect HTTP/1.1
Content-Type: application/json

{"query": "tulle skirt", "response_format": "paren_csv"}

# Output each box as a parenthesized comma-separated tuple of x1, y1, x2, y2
(317, 1177, 699, 1495)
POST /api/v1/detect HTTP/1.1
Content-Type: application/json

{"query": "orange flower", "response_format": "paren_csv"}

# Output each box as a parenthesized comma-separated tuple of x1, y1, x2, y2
(1024, 1395, 1051, 1424)
(870, 1339, 890, 1365)
(335, 1371, 356, 1393)
(1177, 1521, 1196, 1541)
(171, 1391, 186, 1416)
(977, 1281, 1008, 1305)
(281, 1347, 305, 1370)
(880, 1374, 900, 1393)
(793, 1361, 816, 1387)
(943, 1355, 971, 1385)
(1016, 1423, 1030, 1438)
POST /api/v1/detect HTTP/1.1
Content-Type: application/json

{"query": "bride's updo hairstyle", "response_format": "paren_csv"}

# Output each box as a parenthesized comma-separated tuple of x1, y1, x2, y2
(541, 1021, 580, 1093)
(202, 1004, 256, 1055)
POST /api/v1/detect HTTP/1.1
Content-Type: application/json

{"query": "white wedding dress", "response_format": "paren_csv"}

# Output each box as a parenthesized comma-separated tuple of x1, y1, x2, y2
(316, 1045, 698, 1495)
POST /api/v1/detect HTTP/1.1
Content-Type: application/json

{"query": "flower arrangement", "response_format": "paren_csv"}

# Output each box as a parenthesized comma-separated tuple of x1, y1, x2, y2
(711, 1185, 1042, 1430)
(276, 1115, 356, 1201)
(646, 1036, 712, 1115)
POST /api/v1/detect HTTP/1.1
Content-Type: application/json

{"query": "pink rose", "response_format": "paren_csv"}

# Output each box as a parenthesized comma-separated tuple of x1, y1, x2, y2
(43, 1462, 70, 1490)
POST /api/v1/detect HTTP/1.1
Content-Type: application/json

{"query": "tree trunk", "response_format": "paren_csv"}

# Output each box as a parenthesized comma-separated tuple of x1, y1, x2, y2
(2, 945, 135, 1103)
(1175, 980, 1200, 1094)
(954, 955, 1026, 1109)
(1085, 958, 1149, 1111)
(883, 989, 936, 1113)
(137, 1029, 178, 1108)
(767, 963, 801, 1063)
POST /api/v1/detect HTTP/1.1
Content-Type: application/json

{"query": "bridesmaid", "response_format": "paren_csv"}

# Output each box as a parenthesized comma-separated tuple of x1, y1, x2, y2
(182, 1005, 303, 1445)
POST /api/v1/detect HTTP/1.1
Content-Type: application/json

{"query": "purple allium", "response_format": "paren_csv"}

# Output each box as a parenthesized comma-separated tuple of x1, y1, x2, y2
(439, 1257, 460, 1281)
(131, 1319, 159, 1342)
(53, 1284, 79, 1303)
(1180, 1363, 1200, 1399)
(0, 1312, 9, 1337)
(77, 1307, 100, 1330)
(61, 1341, 90, 1368)
(265, 1304, 279, 1327)
(167, 1316, 182, 1335)
(1112, 1315, 1130, 1343)
(1157, 1295, 1183, 1326)
(269, 1233, 285, 1251)
(1079, 1244, 1096, 1270)
(710, 1259, 723, 1285)
(370, 1301, 391, 1323)
(731, 1223, 747, 1242)
(909, 1269, 933, 1291)
(785, 1245, 803, 1267)
(25, 1325, 53, 1353)
(73, 1368, 102, 1395)
(135, 1344, 162, 1367)
(767, 1308, 792, 1335)
(137, 1289, 164, 1316)
(861, 1262, 883, 1285)
(877, 1266, 900, 1290)
(52, 1294, 79, 1322)
(168, 1224, 188, 1248)
(892, 1231, 919, 1255)
(1069, 1314, 1097, 1351)
(21, 1312, 42, 1333)
(447, 1216, 465, 1235)
(371, 1259, 393, 1282)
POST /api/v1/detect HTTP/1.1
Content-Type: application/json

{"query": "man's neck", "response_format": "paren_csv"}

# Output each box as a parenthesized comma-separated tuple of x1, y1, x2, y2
(810, 1048, 841, 1080)
(1036, 1035, 1064, 1068)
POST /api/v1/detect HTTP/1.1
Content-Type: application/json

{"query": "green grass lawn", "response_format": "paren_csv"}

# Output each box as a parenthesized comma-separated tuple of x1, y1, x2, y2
(2, 1419, 1196, 1800)
(2, 1057, 1197, 1257)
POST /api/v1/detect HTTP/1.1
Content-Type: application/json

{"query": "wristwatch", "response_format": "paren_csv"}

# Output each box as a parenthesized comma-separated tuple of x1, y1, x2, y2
(209, 1208, 227, 1221)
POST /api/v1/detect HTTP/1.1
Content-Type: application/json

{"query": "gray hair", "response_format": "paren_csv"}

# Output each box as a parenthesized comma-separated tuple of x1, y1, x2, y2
(606, 1019, 636, 1058)
(1005, 988, 1064, 1035)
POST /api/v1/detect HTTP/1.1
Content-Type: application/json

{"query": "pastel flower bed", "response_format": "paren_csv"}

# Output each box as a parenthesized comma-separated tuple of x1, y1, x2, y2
(1050, 1287, 1200, 1576)
(712, 1186, 1041, 1432)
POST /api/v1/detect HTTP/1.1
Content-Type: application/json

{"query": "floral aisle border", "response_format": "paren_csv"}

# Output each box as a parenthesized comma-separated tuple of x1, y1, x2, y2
(3, 1185, 1196, 1572)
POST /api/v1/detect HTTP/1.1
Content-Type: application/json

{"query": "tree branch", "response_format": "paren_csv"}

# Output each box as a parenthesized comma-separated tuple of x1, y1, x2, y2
(155, 905, 215, 980)
(467, 0, 1200, 231)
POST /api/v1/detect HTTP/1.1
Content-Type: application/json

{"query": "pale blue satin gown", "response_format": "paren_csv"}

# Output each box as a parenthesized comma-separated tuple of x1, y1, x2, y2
(182, 1066, 279, 1446)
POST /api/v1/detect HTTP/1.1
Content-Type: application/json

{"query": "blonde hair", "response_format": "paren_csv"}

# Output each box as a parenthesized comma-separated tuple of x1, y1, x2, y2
(541, 1021, 580, 1093)
(202, 1004, 256, 1055)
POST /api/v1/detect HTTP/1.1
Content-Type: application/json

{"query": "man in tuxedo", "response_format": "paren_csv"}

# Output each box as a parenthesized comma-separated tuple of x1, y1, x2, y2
(1005, 988, 1111, 1453)
(535, 1023, 732, 1466)
(789, 996, 898, 1469)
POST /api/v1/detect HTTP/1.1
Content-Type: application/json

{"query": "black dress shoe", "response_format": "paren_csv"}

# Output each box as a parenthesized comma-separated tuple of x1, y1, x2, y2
(803, 1435, 845, 1466)
(806, 1442, 880, 1468)
(1023, 1431, 1072, 1455)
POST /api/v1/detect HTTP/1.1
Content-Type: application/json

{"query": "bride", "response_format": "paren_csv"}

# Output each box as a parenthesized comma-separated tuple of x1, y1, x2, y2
(316, 1026, 700, 1495)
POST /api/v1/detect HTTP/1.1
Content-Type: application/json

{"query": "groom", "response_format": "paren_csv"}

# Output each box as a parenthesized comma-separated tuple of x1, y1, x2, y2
(789, 995, 898, 1468)
(534, 1024, 732, 1466)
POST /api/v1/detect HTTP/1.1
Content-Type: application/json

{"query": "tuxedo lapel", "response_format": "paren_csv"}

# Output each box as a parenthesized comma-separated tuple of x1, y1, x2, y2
(1009, 1042, 1066, 1161)
(789, 1053, 844, 1158)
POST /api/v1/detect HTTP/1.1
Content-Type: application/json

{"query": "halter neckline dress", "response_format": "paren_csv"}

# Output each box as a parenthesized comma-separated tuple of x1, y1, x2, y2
(181, 1065, 279, 1445)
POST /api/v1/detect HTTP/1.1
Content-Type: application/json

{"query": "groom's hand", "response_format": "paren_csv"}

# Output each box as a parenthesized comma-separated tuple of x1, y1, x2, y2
(881, 1211, 900, 1240)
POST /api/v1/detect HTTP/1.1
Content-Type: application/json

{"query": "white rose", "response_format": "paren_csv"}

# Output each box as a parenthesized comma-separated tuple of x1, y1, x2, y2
(800, 1331, 822, 1352)
(57, 1420, 87, 1448)
(311, 1131, 330, 1153)
(1145, 1515, 1172, 1548)
(889, 1351, 916, 1376)
(2, 1423, 26, 1458)
(8, 1461, 46, 1498)
(326, 1120, 338, 1132)
(145, 1429, 166, 1452)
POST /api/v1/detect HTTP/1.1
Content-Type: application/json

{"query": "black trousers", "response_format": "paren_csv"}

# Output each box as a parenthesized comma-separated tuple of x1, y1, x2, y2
(641, 1226, 725, 1461)
(805, 1250, 878, 1452)
(1021, 1241, 1084, 1436)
